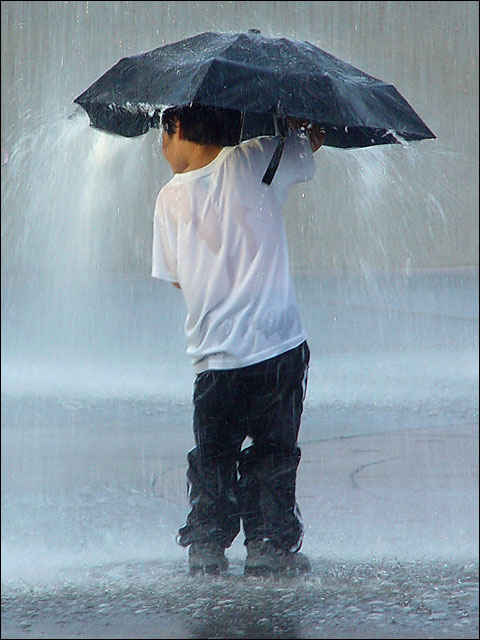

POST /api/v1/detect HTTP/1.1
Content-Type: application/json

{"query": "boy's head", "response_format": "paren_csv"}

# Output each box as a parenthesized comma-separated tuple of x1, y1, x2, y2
(161, 105, 242, 147)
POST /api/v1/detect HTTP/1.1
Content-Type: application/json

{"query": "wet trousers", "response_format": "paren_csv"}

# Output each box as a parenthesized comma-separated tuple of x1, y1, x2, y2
(177, 341, 310, 552)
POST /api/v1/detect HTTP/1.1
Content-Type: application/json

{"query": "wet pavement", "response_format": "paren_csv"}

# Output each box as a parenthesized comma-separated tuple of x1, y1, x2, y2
(2, 558, 478, 639)
(1, 398, 478, 639)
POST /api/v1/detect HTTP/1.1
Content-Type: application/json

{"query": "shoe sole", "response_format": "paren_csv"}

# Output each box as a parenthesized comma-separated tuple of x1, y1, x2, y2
(244, 566, 275, 577)
(244, 562, 311, 577)
(190, 567, 228, 576)
(189, 560, 229, 576)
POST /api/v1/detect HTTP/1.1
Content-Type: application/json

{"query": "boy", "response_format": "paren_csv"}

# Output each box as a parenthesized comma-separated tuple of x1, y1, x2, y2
(152, 105, 325, 575)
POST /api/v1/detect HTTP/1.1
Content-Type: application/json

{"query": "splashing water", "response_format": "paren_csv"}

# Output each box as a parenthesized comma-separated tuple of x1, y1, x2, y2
(1, 109, 191, 400)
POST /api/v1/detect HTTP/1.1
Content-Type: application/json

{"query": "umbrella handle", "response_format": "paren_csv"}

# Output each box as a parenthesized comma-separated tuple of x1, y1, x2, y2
(262, 134, 286, 185)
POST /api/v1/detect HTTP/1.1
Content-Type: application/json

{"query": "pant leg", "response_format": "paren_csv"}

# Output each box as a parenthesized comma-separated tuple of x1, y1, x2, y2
(238, 444, 304, 551)
(177, 368, 247, 549)
(237, 342, 310, 551)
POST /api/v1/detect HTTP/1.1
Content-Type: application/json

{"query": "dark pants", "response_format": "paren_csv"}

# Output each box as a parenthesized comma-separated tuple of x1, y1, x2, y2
(177, 341, 310, 552)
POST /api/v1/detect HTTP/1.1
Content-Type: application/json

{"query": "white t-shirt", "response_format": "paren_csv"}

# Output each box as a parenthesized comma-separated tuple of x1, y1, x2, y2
(152, 130, 315, 373)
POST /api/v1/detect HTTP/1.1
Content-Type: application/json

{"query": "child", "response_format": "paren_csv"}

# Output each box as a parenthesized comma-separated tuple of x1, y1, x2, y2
(152, 105, 325, 575)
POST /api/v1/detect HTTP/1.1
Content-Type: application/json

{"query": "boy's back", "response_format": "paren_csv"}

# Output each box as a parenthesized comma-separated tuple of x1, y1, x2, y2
(153, 106, 324, 575)
(152, 131, 315, 372)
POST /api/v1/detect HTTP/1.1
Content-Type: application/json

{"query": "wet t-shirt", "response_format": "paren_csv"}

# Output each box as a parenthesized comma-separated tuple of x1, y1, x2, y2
(152, 131, 315, 373)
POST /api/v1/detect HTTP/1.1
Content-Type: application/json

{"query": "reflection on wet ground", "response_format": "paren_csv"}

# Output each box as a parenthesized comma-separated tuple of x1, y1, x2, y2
(2, 392, 478, 638)
(2, 559, 478, 639)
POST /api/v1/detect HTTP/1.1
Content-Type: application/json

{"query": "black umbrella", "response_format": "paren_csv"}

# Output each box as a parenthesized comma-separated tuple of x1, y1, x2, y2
(74, 29, 435, 182)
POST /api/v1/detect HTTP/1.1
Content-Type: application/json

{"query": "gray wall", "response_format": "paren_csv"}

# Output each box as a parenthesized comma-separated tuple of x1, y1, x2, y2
(1, 1, 478, 272)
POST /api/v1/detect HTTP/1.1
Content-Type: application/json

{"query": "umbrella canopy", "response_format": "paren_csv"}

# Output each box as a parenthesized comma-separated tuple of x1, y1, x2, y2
(74, 29, 435, 149)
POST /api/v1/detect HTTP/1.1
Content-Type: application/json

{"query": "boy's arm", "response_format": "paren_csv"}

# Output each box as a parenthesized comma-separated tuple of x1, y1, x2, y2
(287, 118, 326, 153)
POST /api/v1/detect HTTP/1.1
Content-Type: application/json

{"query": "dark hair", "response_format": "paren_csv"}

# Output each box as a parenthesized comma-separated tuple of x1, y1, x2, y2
(161, 105, 242, 146)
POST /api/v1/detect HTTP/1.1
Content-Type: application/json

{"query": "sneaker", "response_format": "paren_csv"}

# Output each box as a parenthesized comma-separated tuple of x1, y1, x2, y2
(244, 540, 311, 576)
(188, 542, 228, 575)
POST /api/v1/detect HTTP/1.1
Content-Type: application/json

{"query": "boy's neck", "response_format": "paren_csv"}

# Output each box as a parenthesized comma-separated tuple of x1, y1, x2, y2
(178, 142, 224, 173)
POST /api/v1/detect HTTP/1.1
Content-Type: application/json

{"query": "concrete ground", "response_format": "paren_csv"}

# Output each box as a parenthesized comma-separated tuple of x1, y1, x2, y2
(1, 404, 478, 639)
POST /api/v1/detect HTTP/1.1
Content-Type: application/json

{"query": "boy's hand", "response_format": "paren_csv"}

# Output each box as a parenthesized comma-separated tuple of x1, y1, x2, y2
(287, 118, 326, 153)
